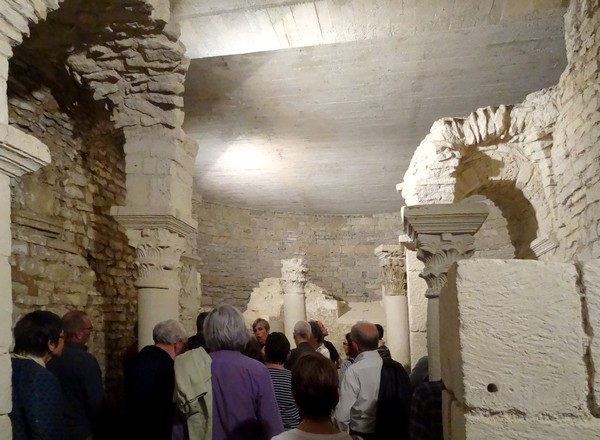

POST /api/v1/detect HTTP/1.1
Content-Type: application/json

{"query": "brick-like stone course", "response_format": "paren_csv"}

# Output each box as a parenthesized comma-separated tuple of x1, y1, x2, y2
(8, 86, 137, 399)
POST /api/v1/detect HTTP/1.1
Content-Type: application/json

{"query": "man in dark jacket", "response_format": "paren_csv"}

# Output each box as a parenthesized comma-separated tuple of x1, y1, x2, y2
(284, 320, 314, 370)
(48, 311, 103, 440)
(125, 319, 187, 439)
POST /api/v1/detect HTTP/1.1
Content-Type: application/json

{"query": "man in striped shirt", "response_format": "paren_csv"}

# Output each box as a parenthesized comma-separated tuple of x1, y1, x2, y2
(265, 332, 301, 430)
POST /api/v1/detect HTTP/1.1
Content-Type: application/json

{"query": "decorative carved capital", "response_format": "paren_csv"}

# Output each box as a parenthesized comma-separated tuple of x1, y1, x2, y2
(402, 202, 489, 299)
(0, 124, 51, 178)
(416, 233, 477, 298)
(281, 258, 308, 295)
(374, 245, 406, 296)
(133, 237, 187, 289)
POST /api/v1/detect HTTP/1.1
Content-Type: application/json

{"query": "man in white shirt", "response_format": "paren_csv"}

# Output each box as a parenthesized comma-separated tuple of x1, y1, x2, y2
(334, 321, 382, 440)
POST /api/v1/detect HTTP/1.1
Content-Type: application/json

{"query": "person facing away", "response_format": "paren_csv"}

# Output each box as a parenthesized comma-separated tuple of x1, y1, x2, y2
(264, 332, 301, 430)
(205, 304, 284, 440)
(252, 317, 270, 348)
(272, 352, 363, 440)
(334, 321, 382, 440)
(47, 310, 103, 440)
(309, 320, 330, 359)
(317, 320, 341, 368)
(374, 324, 391, 360)
(125, 319, 187, 440)
(10, 310, 66, 440)
(284, 320, 315, 370)
(409, 380, 444, 440)
(187, 311, 210, 350)
(339, 332, 358, 384)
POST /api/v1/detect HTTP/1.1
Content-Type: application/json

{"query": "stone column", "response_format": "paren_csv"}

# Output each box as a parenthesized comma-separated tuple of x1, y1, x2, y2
(374, 244, 410, 368)
(280, 258, 308, 343)
(112, 212, 195, 348)
(402, 202, 488, 381)
(0, 124, 51, 434)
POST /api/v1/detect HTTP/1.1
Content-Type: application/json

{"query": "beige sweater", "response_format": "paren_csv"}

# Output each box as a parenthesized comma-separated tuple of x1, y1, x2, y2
(174, 347, 213, 440)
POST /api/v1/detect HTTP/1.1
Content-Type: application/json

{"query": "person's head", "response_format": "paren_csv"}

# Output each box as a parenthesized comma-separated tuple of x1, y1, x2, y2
(13, 310, 64, 363)
(62, 310, 93, 345)
(196, 311, 210, 334)
(342, 332, 358, 358)
(244, 336, 265, 362)
(317, 321, 329, 337)
(292, 352, 339, 420)
(153, 319, 187, 358)
(264, 332, 290, 364)
(308, 320, 324, 348)
(252, 318, 270, 345)
(375, 323, 384, 340)
(292, 320, 311, 344)
(350, 321, 379, 354)
(204, 304, 250, 352)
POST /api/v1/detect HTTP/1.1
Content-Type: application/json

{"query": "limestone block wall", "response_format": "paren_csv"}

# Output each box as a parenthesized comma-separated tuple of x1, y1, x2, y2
(552, 0, 600, 260)
(400, 0, 599, 262)
(440, 259, 600, 439)
(194, 200, 400, 308)
(7, 86, 137, 395)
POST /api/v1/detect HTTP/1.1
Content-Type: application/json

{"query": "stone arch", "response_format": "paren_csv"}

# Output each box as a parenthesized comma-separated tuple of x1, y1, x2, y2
(401, 89, 560, 256)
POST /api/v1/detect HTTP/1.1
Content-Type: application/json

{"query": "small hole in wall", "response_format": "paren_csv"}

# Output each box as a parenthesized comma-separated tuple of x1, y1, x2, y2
(487, 383, 498, 393)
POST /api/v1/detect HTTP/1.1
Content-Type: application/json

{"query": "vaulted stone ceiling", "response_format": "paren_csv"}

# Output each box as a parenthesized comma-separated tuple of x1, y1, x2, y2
(174, 0, 568, 215)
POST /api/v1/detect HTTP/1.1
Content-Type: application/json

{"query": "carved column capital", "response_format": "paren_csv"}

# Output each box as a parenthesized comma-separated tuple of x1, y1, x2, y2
(280, 258, 308, 295)
(111, 209, 196, 289)
(0, 124, 51, 178)
(374, 244, 406, 296)
(402, 202, 488, 298)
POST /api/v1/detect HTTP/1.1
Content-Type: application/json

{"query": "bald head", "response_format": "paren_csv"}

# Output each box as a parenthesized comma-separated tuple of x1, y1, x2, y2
(350, 321, 379, 353)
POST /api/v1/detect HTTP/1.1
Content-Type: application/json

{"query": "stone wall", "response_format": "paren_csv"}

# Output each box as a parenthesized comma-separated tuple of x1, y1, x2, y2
(552, 0, 600, 260)
(440, 259, 600, 439)
(194, 200, 401, 308)
(400, 0, 599, 263)
(7, 84, 137, 397)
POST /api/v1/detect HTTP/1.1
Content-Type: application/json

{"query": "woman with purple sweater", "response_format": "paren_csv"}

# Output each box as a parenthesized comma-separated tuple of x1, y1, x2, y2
(204, 304, 284, 440)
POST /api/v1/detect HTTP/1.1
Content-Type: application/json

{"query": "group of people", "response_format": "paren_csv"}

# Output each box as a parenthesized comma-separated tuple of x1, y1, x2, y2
(9, 307, 441, 440)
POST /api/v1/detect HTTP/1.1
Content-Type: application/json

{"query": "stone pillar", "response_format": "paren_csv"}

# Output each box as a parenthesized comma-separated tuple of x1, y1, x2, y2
(374, 244, 410, 368)
(112, 212, 195, 348)
(402, 202, 488, 381)
(280, 258, 308, 343)
(0, 124, 51, 435)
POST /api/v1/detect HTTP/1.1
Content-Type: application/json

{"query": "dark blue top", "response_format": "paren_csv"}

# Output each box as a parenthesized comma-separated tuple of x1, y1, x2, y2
(10, 357, 66, 440)
(47, 341, 103, 440)
(125, 345, 176, 440)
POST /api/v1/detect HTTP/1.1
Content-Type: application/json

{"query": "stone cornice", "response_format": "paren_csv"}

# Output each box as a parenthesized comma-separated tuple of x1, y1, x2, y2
(402, 202, 489, 239)
(0, 124, 51, 178)
(530, 236, 558, 258)
(111, 206, 197, 237)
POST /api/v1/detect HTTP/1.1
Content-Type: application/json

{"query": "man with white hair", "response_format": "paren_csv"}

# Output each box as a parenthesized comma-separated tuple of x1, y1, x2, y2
(125, 319, 187, 439)
(284, 320, 314, 370)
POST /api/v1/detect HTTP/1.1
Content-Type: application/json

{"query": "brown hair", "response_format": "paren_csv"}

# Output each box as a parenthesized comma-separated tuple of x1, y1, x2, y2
(291, 352, 339, 419)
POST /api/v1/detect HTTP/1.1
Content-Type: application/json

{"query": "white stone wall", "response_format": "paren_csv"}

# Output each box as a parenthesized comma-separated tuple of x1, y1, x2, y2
(194, 200, 400, 309)
(440, 259, 600, 439)
(551, 0, 600, 260)
(401, 0, 599, 262)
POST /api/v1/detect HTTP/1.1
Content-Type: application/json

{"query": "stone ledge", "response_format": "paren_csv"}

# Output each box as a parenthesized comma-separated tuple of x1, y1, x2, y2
(11, 209, 62, 238)
(0, 124, 50, 178)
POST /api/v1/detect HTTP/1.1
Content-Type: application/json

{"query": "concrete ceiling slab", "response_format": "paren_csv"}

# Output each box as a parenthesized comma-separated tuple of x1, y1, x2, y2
(177, 0, 567, 215)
